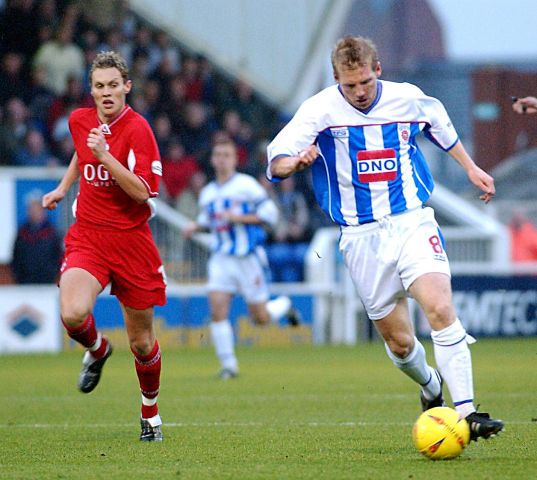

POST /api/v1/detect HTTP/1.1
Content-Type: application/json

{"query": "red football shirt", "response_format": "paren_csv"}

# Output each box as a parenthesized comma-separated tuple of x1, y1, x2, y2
(69, 106, 162, 229)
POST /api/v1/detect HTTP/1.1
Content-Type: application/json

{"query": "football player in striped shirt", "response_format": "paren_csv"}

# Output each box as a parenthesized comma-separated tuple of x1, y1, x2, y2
(184, 137, 300, 379)
(267, 35, 503, 441)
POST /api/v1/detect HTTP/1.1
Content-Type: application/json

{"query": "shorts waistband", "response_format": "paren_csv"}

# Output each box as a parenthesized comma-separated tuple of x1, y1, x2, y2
(340, 207, 425, 235)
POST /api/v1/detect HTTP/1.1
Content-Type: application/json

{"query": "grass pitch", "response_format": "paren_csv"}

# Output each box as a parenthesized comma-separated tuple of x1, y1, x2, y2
(1, 338, 536, 479)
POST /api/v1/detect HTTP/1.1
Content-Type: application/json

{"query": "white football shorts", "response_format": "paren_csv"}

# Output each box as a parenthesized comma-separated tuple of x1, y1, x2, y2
(207, 248, 270, 304)
(339, 207, 451, 320)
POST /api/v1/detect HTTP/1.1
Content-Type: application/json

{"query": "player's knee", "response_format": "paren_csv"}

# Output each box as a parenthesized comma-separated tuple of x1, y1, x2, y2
(61, 303, 91, 326)
(251, 310, 270, 325)
(130, 338, 154, 356)
(426, 302, 455, 329)
(386, 334, 413, 358)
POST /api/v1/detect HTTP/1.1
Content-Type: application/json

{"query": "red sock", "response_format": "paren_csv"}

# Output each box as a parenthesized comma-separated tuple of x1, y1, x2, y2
(132, 340, 161, 419)
(62, 314, 108, 359)
(63, 314, 98, 349)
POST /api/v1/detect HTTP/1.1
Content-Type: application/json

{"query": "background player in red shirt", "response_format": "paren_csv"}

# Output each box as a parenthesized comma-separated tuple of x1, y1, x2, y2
(42, 51, 166, 442)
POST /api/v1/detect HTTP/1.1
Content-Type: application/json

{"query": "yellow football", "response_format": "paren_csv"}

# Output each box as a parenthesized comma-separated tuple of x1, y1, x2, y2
(412, 406, 470, 460)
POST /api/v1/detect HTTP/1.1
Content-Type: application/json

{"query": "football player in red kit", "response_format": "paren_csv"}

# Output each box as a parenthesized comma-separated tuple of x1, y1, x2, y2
(42, 51, 166, 442)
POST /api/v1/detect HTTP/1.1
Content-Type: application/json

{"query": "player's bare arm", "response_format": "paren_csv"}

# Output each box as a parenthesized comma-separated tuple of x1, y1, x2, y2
(451, 148, 495, 203)
(219, 212, 263, 225)
(87, 127, 150, 203)
(183, 221, 210, 239)
(42, 152, 80, 210)
(270, 145, 319, 178)
(447, 141, 495, 203)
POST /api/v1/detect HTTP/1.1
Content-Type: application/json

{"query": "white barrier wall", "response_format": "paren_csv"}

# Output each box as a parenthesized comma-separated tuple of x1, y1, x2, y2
(0, 286, 61, 354)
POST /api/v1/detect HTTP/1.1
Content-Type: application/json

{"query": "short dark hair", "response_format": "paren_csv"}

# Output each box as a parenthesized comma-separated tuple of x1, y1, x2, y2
(331, 35, 379, 73)
(89, 51, 129, 84)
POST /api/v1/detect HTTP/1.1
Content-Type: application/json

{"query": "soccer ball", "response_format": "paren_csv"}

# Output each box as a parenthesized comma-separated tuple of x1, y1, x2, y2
(412, 407, 470, 460)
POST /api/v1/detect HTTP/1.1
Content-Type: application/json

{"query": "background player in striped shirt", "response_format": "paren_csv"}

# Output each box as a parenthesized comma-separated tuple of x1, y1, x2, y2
(267, 35, 503, 441)
(42, 51, 165, 441)
(184, 137, 300, 379)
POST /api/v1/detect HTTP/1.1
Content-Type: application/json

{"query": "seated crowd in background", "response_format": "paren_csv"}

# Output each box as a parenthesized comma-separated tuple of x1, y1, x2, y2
(0, 0, 315, 283)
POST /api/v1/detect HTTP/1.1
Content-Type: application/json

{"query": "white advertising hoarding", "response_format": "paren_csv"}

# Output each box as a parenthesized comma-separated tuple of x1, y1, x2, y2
(0, 286, 61, 354)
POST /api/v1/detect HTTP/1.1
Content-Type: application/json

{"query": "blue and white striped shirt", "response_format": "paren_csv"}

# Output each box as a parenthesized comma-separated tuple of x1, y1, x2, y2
(267, 80, 459, 226)
(197, 173, 278, 256)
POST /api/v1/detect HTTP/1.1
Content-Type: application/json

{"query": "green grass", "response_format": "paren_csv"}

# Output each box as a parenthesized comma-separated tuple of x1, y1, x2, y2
(1, 338, 536, 479)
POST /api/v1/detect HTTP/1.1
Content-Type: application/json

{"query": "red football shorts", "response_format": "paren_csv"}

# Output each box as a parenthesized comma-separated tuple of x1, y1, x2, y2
(61, 222, 166, 309)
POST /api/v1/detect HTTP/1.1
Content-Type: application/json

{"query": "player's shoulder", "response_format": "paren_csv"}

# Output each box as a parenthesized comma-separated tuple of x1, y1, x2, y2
(302, 84, 340, 108)
(198, 181, 217, 202)
(123, 107, 153, 130)
(69, 107, 96, 124)
(381, 79, 425, 98)
(234, 172, 258, 184)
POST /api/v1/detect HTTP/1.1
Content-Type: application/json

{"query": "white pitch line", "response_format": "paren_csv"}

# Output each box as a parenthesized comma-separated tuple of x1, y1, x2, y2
(0, 420, 532, 429)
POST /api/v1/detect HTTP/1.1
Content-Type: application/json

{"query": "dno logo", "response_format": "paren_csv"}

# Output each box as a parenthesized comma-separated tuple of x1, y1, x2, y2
(357, 149, 397, 183)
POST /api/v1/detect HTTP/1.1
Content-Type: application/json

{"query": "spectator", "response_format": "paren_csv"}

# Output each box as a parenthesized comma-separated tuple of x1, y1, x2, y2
(154, 31, 181, 73)
(11, 195, 62, 284)
(3, 97, 35, 159)
(509, 212, 537, 262)
(181, 56, 203, 102)
(163, 73, 187, 130)
(47, 75, 93, 135)
(14, 128, 57, 167)
(161, 138, 200, 203)
(221, 109, 250, 167)
(0, 52, 29, 106)
(152, 112, 173, 153)
(181, 101, 214, 164)
(76, 0, 129, 33)
(33, 23, 85, 95)
(98, 27, 132, 66)
(129, 52, 150, 95)
(0, 105, 14, 165)
(35, 0, 60, 37)
(131, 25, 160, 73)
(266, 176, 311, 282)
(142, 79, 163, 118)
(0, 0, 39, 57)
(26, 66, 56, 132)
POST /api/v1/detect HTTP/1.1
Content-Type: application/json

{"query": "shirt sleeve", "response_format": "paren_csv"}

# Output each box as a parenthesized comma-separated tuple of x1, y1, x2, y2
(128, 118, 162, 197)
(196, 188, 210, 228)
(417, 89, 459, 151)
(266, 98, 321, 180)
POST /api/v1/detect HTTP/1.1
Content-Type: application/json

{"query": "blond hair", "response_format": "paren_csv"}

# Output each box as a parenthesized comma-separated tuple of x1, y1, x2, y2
(89, 51, 129, 84)
(331, 35, 379, 73)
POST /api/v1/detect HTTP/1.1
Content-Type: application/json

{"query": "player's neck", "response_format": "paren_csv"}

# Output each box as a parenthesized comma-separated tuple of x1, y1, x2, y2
(216, 171, 235, 184)
(97, 104, 128, 125)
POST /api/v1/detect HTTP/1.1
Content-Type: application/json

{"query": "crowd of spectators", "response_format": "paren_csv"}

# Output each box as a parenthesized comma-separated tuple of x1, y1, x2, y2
(0, 0, 323, 282)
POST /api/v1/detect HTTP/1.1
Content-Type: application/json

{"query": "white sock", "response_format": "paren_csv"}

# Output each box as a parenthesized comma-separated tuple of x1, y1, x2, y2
(266, 295, 292, 323)
(431, 318, 476, 417)
(142, 394, 158, 407)
(384, 338, 441, 400)
(210, 320, 238, 372)
(89, 332, 102, 352)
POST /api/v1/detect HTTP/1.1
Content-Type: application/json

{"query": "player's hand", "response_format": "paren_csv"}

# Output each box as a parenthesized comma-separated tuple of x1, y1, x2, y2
(512, 96, 537, 115)
(42, 188, 65, 210)
(467, 165, 495, 203)
(219, 211, 238, 223)
(183, 221, 198, 239)
(87, 126, 108, 159)
(296, 145, 319, 171)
